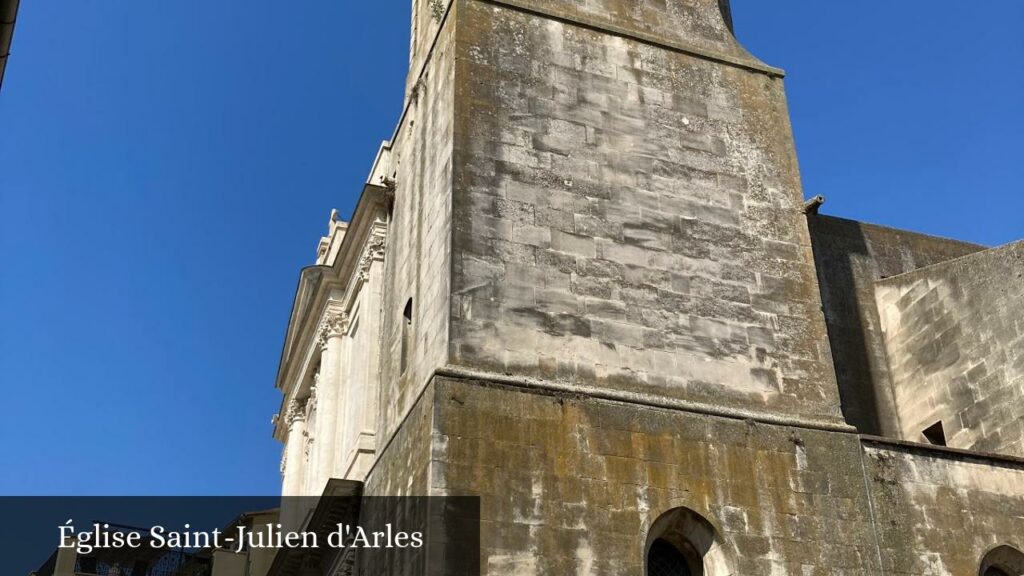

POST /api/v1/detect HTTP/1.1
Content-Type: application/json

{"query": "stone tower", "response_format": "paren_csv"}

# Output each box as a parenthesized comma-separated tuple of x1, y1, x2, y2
(443, 0, 841, 427)
(272, 1, 1024, 574)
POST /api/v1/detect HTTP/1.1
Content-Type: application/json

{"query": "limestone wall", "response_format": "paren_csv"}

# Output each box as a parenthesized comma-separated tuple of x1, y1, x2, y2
(875, 241, 1024, 456)
(429, 377, 880, 575)
(364, 376, 435, 497)
(447, 0, 841, 424)
(863, 441, 1024, 575)
(808, 215, 984, 436)
(469, 0, 758, 71)
(383, 377, 1024, 575)
(376, 15, 457, 444)
(338, 263, 384, 480)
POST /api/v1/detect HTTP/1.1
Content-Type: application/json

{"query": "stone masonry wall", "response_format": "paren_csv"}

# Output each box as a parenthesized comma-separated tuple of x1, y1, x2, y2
(365, 376, 434, 497)
(376, 17, 456, 444)
(408, 0, 448, 101)
(875, 241, 1024, 457)
(360, 373, 1024, 575)
(448, 0, 842, 423)
(476, 0, 758, 70)
(360, 385, 435, 576)
(808, 215, 984, 437)
(863, 441, 1024, 575)
(428, 376, 880, 575)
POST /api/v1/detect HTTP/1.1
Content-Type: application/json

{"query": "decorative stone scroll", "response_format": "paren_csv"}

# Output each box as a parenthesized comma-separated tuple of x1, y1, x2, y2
(357, 229, 388, 282)
(286, 397, 307, 426)
(316, 308, 349, 349)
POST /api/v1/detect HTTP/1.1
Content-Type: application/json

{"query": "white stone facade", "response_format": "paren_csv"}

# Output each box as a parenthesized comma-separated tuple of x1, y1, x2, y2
(272, 171, 392, 528)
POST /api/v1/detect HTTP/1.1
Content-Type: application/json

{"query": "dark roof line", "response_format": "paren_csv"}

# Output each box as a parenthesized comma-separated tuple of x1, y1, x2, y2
(0, 0, 20, 91)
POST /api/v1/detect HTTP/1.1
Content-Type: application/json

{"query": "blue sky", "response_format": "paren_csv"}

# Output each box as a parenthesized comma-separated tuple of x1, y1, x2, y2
(0, 2, 1021, 495)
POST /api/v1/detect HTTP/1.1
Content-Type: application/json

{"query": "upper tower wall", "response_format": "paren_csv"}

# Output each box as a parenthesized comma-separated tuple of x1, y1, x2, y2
(465, 0, 770, 72)
(445, 0, 844, 426)
(405, 0, 774, 100)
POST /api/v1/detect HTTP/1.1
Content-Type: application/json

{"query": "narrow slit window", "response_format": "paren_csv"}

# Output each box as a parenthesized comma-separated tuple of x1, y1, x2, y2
(401, 298, 413, 375)
(922, 421, 946, 446)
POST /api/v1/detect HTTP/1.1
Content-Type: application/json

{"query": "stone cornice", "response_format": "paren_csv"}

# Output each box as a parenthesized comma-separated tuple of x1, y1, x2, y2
(860, 435, 1024, 470)
(272, 183, 390, 442)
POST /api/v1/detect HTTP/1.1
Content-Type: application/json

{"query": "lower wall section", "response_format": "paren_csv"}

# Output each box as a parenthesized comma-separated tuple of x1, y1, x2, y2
(367, 375, 1024, 575)
(863, 440, 1024, 576)
(429, 376, 879, 574)
(364, 380, 435, 498)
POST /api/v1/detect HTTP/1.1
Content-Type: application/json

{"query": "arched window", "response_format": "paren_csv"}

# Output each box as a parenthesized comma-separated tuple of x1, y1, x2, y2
(648, 538, 692, 576)
(980, 545, 1024, 576)
(645, 507, 732, 576)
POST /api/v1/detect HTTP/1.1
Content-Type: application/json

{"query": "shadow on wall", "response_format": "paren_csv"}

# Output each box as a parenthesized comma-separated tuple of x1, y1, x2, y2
(807, 215, 888, 435)
(806, 214, 987, 438)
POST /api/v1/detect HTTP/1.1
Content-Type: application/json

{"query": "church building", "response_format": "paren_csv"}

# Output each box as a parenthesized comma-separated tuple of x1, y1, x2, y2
(271, 1, 1024, 574)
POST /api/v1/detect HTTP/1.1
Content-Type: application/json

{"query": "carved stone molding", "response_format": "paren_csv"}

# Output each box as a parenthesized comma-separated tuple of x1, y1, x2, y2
(357, 229, 388, 282)
(286, 397, 308, 426)
(317, 308, 349, 348)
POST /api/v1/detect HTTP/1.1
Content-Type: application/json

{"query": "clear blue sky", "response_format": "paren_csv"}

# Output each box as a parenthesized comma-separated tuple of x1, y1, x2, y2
(0, 2, 1021, 495)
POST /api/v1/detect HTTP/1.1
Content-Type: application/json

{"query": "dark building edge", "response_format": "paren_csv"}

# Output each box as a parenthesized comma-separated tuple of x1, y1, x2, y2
(0, 0, 18, 91)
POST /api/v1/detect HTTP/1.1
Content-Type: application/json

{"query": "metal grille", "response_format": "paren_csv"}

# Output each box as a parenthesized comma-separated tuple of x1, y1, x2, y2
(648, 539, 692, 576)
